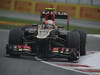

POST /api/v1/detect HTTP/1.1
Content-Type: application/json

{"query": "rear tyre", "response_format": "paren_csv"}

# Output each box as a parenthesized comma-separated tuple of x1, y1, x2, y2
(66, 32, 80, 61)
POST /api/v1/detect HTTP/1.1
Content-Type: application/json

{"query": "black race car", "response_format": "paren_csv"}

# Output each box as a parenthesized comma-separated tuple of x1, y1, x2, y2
(6, 8, 87, 62)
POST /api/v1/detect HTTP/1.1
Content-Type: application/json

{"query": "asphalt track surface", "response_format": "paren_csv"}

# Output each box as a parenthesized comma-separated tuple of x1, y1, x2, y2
(0, 30, 100, 75)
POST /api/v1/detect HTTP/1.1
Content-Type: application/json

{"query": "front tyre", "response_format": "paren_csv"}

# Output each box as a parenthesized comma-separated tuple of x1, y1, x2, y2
(6, 28, 23, 57)
(74, 30, 87, 56)
(66, 32, 80, 61)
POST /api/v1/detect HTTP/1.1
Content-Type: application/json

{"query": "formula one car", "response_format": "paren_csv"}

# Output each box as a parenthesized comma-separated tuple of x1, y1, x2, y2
(6, 8, 87, 62)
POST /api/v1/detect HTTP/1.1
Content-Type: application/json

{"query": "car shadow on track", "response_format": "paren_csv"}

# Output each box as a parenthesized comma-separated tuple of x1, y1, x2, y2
(5, 55, 40, 61)
(5, 55, 78, 63)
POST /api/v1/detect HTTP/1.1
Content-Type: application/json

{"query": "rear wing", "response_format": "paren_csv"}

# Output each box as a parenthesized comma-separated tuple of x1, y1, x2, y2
(40, 10, 70, 30)
(40, 11, 68, 19)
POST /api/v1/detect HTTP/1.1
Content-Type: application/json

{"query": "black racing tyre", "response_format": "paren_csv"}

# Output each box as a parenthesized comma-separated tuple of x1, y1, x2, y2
(74, 30, 87, 56)
(66, 32, 80, 61)
(9, 28, 23, 45)
(7, 28, 23, 56)
(66, 32, 80, 50)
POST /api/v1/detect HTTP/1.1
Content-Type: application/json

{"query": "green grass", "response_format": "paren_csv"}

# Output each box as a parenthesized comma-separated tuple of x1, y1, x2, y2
(0, 24, 19, 29)
(0, 17, 38, 24)
(0, 17, 100, 34)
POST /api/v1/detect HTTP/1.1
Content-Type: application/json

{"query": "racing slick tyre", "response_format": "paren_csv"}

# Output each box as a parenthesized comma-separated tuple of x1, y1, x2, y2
(74, 30, 87, 56)
(66, 32, 80, 61)
(8, 28, 23, 45)
(6, 28, 23, 57)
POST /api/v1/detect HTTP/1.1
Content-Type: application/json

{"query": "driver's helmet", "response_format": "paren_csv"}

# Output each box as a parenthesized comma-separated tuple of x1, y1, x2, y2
(44, 20, 55, 25)
(44, 20, 55, 29)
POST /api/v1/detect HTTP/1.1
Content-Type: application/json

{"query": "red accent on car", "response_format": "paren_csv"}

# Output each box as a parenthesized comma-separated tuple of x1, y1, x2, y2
(23, 45, 31, 50)
(17, 45, 31, 50)
(17, 45, 22, 49)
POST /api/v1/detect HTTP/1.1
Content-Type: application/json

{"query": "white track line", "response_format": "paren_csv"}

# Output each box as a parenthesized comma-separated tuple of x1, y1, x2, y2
(41, 61, 93, 75)
(34, 57, 94, 75)
(88, 34, 100, 38)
